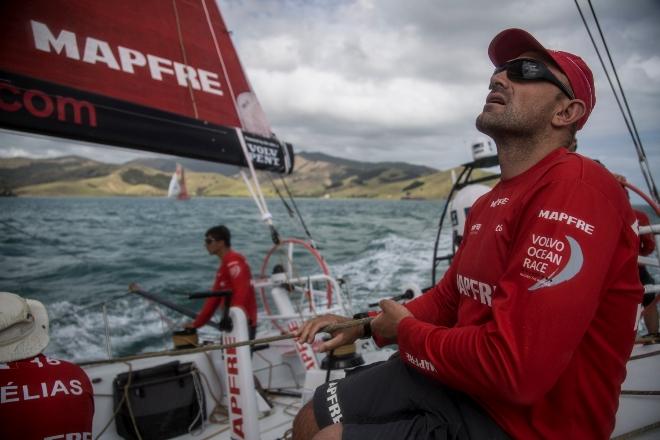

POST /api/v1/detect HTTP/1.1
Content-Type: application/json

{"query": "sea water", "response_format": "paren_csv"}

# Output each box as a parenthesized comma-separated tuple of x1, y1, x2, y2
(0, 197, 447, 361)
(1, 197, 658, 361)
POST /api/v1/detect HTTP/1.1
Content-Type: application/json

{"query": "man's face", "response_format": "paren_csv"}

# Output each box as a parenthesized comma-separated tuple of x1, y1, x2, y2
(476, 51, 571, 139)
(205, 236, 225, 255)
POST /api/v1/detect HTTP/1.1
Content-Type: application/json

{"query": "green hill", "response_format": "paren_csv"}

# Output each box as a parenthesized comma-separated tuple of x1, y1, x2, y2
(1, 153, 497, 199)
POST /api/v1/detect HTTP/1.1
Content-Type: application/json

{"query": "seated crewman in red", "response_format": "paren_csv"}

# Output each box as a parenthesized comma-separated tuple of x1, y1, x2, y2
(0, 292, 95, 440)
(186, 225, 257, 339)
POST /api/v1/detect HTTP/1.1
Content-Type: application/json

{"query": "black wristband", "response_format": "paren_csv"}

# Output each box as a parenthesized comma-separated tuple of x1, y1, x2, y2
(353, 312, 372, 339)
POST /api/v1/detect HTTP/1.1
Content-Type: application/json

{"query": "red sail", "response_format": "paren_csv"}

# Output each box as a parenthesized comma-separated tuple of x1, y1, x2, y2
(177, 164, 190, 200)
(0, 0, 293, 173)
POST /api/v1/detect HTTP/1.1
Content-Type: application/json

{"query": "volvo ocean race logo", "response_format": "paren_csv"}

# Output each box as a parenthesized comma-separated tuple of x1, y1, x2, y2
(520, 234, 584, 291)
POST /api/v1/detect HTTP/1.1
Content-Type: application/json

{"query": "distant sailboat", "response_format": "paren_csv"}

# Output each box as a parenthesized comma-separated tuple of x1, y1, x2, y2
(167, 163, 190, 200)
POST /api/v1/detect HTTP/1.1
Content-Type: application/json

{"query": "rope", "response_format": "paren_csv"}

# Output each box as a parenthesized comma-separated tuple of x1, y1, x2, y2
(237, 132, 278, 244)
(279, 177, 316, 245)
(172, 0, 199, 118)
(203, 0, 282, 243)
(187, 366, 205, 434)
(620, 390, 660, 396)
(629, 349, 660, 361)
(240, 170, 268, 219)
(124, 370, 143, 440)
(240, 168, 279, 244)
(95, 361, 210, 439)
(586, 0, 657, 203)
(94, 362, 137, 439)
(200, 0, 241, 126)
(268, 175, 296, 218)
(574, 0, 659, 203)
(78, 317, 372, 366)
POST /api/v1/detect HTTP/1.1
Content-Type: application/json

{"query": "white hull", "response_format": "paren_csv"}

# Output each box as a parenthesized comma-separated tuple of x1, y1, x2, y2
(85, 328, 393, 440)
(85, 334, 658, 439)
(612, 343, 660, 439)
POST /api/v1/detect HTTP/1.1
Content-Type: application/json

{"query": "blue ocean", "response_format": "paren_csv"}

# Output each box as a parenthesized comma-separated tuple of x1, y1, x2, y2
(1, 197, 658, 362)
(1, 197, 448, 361)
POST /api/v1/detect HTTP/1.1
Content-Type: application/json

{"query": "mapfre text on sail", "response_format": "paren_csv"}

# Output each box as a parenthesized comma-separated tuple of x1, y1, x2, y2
(31, 20, 224, 96)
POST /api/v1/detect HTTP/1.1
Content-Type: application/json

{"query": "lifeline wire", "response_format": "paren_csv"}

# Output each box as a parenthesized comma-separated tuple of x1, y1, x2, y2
(78, 317, 372, 367)
(574, 0, 659, 203)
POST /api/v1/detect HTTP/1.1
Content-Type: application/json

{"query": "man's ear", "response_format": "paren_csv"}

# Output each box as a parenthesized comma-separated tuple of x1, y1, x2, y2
(552, 99, 586, 128)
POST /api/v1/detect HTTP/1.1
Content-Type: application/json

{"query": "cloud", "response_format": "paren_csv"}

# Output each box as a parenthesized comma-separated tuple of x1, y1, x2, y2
(219, 0, 660, 190)
(0, 130, 153, 163)
(1, 0, 658, 191)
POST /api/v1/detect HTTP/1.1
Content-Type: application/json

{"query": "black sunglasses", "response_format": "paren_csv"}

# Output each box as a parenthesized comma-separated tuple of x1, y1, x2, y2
(204, 238, 215, 245)
(494, 58, 574, 100)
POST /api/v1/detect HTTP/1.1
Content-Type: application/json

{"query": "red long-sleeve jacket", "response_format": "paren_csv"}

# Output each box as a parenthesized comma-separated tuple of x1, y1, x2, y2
(388, 149, 642, 439)
(192, 250, 257, 328)
(0, 354, 94, 439)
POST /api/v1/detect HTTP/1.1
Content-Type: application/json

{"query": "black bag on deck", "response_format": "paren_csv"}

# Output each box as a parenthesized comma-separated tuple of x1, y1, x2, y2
(113, 361, 206, 440)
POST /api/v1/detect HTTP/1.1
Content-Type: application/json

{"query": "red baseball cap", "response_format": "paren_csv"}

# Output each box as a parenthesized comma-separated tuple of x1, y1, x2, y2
(488, 28, 595, 130)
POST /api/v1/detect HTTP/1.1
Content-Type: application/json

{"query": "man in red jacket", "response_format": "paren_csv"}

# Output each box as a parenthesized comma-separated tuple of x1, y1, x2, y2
(186, 225, 257, 339)
(293, 29, 642, 440)
(0, 292, 95, 440)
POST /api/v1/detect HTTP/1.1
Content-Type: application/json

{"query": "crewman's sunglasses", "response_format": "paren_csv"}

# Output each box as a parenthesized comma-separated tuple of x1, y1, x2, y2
(204, 238, 215, 245)
(494, 58, 574, 100)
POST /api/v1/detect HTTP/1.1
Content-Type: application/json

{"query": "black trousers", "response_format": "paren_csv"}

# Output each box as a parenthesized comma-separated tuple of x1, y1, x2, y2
(313, 355, 510, 440)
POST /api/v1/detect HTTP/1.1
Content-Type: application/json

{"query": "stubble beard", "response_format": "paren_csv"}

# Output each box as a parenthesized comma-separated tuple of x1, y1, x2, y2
(476, 101, 554, 148)
(476, 106, 530, 140)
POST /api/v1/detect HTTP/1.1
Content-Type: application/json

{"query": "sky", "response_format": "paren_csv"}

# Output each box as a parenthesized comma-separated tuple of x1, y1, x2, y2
(1, 0, 659, 194)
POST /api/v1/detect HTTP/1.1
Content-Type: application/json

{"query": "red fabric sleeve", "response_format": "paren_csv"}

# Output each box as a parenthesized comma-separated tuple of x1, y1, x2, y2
(371, 255, 460, 347)
(226, 257, 254, 323)
(370, 230, 464, 347)
(397, 179, 633, 405)
(0, 355, 94, 439)
(192, 296, 222, 328)
(636, 210, 656, 256)
(405, 250, 461, 327)
(192, 264, 225, 328)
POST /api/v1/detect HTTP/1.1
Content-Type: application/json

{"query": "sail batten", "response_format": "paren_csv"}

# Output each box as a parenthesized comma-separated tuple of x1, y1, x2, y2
(0, 0, 294, 174)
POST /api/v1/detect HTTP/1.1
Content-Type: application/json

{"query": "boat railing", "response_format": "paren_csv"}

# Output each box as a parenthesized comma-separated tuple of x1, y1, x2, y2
(638, 223, 659, 269)
(257, 308, 346, 322)
(254, 273, 350, 316)
(639, 224, 660, 235)
(645, 285, 660, 294)
(639, 256, 659, 267)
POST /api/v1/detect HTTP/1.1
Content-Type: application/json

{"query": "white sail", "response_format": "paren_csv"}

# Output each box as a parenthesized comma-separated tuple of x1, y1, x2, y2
(167, 172, 181, 198)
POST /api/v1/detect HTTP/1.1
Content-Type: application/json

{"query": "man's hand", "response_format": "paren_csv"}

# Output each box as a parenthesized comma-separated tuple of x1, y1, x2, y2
(295, 314, 362, 353)
(371, 299, 413, 340)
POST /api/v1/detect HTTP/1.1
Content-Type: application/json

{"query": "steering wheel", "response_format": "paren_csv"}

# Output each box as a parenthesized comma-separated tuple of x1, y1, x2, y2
(259, 238, 333, 329)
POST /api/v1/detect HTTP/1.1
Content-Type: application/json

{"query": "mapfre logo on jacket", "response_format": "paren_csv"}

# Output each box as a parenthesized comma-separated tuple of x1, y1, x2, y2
(456, 274, 495, 306)
(228, 261, 242, 279)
